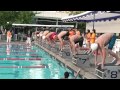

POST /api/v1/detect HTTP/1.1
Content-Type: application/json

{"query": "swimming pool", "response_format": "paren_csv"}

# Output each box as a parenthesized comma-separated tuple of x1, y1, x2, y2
(0, 43, 79, 79)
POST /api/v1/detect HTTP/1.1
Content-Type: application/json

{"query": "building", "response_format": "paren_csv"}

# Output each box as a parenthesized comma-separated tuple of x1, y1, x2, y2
(34, 11, 75, 25)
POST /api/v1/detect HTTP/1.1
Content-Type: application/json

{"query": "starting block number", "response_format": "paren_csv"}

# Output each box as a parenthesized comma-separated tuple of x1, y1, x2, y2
(95, 65, 120, 79)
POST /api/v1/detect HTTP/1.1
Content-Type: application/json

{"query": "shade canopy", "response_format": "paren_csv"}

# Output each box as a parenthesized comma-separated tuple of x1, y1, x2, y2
(62, 11, 120, 22)
(12, 24, 74, 28)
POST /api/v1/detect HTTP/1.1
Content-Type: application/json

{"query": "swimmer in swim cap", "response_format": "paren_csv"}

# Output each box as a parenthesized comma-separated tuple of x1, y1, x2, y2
(90, 43, 98, 51)
(91, 33, 120, 69)
(42, 35, 46, 40)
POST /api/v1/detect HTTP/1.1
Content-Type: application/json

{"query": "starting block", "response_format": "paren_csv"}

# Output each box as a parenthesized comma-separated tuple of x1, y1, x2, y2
(95, 63, 120, 79)
(72, 50, 93, 67)
(50, 47, 59, 53)
(59, 49, 72, 59)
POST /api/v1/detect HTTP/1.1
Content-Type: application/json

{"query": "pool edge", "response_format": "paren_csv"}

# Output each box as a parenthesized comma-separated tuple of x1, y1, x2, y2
(33, 41, 99, 79)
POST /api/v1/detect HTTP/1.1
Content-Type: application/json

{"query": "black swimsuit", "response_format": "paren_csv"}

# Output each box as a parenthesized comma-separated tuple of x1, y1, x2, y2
(74, 37, 84, 47)
(62, 31, 69, 40)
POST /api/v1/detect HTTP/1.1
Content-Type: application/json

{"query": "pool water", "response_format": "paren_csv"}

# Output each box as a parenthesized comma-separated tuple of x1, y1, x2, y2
(0, 44, 79, 79)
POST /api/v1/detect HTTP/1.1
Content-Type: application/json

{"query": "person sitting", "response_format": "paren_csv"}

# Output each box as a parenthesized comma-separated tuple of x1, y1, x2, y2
(90, 33, 120, 69)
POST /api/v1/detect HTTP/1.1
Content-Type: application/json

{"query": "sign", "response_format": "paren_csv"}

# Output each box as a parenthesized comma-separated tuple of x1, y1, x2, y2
(95, 64, 120, 79)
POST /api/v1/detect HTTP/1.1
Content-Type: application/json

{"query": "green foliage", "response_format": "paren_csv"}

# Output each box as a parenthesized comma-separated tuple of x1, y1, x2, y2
(0, 11, 35, 29)
(77, 22, 86, 33)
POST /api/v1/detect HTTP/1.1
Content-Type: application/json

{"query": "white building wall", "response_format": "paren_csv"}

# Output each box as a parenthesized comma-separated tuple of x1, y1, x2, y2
(86, 19, 120, 33)
(35, 11, 69, 19)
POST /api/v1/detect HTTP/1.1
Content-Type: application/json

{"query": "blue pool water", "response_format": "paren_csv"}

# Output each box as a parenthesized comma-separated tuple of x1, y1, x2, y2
(0, 44, 79, 79)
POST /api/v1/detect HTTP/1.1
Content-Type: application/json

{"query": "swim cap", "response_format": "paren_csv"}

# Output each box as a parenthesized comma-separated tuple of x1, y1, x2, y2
(37, 34, 39, 37)
(90, 43, 98, 51)
(42, 36, 46, 40)
(40, 34, 43, 37)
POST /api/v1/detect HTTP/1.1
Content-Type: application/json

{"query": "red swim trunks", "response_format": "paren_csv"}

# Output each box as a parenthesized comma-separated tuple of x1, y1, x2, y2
(49, 32, 57, 40)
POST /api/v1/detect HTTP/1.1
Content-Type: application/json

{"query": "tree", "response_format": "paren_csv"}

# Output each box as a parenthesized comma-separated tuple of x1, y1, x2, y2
(14, 11, 35, 24)
(0, 11, 35, 30)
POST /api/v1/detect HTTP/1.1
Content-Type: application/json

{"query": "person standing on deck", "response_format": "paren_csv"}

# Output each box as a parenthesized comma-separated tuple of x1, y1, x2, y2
(90, 29, 96, 44)
(90, 33, 120, 69)
(86, 29, 91, 48)
(7, 30, 12, 43)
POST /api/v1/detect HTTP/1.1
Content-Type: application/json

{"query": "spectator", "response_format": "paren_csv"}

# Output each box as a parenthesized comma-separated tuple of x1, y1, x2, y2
(86, 29, 91, 48)
(7, 30, 12, 43)
(90, 29, 96, 44)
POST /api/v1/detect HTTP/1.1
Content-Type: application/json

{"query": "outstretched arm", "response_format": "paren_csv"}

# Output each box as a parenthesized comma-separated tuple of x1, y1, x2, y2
(74, 69, 81, 79)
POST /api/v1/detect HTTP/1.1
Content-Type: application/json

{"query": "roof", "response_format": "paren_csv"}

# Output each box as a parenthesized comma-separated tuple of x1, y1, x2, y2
(62, 11, 120, 22)
(35, 11, 69, 20)
(12, 24, 74, 28)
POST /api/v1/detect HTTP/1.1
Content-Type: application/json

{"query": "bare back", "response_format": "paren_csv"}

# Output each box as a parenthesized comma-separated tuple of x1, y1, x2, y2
(58, 31, 67, 38)
(96, 33, 114, 47)
(43, 31, 49, 36)
(70, 35, 81, 41)
(46, 32, 54, 38)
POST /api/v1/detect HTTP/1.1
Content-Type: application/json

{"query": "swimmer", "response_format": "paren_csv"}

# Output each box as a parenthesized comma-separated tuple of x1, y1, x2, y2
(90, 33, 120, 69)
(69, 34, 83, 57)
(55, 29, 70, 51)
(45, 32, 57, 47)
(61, 72, 69, 79)
(42, 30, 49, 40)
(68, 29, 75, 39)
(74, 69, 81, 79)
